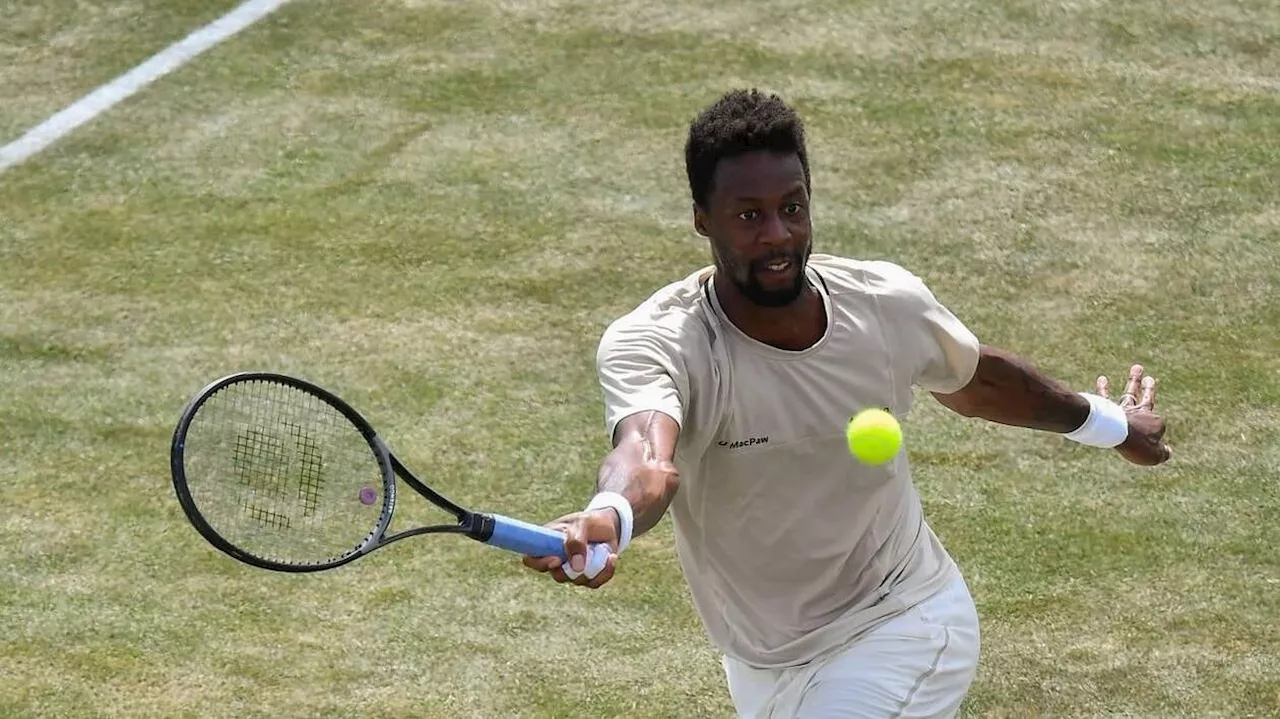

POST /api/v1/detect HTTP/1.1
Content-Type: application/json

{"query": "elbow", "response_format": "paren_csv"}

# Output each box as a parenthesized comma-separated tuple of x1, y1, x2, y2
(933, 346, 1008, 418)
(933, 388, 985, 418)
(604, 440, 680, 509)
(644, 458, 681, 505)
(624, 457, 680, 537)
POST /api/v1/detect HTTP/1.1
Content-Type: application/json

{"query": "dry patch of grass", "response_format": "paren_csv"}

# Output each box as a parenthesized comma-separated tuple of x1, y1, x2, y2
(2, 0, 1277, 716)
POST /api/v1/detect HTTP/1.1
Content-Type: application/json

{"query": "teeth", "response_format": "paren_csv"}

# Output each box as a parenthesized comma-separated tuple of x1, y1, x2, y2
(767, 260, 789, 270)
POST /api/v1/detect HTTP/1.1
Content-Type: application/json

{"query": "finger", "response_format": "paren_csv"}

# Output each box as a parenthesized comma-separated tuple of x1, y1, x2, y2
(1141, 442, 1172, 465)
(561, 523, 589, 575)
(1138, 375, 1157, 409)
(573, 553, 616, 589)
(584, 554, 618, 588)
(1096, 375, 1110, 398)
(1152, 417, 1167, 441)
(1120, 364, 1144, 407)
(1146, 440, 1172, 465)
(521, 554, 561, 572)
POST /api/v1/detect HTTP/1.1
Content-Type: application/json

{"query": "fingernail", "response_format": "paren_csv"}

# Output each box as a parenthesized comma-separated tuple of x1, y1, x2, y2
(571, 554, 585, 573)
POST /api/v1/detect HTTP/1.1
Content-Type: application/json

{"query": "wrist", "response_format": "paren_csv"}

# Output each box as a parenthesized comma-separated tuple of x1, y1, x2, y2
(1063, 392, 1129, 448)
(586, 491, 634, 552)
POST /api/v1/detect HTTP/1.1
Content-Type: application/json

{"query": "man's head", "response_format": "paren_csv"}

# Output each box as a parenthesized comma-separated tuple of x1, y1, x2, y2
(685, 89, 813, 308)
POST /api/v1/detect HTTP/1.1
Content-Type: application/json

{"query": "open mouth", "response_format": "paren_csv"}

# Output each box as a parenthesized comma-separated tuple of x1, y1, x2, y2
(756, 256, 795, 277)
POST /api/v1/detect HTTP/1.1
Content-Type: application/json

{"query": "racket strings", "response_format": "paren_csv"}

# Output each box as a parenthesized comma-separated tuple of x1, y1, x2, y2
(182, 379, 386, 566)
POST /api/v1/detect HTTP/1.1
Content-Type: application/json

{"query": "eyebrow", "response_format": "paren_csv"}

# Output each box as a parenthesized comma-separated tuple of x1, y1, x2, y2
(727, 185, 807, 203)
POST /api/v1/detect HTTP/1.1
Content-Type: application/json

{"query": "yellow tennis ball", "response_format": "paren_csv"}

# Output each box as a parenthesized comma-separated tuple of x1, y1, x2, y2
(846, 408, 903, 465)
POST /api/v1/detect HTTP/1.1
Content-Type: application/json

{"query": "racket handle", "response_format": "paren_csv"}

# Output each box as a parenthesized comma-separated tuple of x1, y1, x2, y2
(485, 514, 610, 580)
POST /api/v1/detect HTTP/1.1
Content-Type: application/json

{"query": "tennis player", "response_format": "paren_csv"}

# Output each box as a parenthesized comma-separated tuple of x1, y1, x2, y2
(521, 89, 1171, 718)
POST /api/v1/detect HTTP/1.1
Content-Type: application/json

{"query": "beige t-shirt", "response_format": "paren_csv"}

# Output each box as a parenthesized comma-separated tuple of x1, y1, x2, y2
(595, 254, 981, 669)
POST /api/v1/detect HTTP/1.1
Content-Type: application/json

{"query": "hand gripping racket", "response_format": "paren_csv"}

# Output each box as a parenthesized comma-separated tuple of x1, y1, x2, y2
(169, 372, 609, 577)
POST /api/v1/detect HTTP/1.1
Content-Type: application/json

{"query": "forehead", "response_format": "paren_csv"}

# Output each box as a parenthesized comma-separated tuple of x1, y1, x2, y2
(709, 150, 806, 205)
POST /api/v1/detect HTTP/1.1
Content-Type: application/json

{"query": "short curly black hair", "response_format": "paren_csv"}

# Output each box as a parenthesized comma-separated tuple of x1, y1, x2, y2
(684, 89, 810, 209)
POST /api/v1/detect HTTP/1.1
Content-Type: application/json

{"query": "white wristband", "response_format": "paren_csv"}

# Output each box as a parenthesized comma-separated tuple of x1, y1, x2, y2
(585, 491, 634, 553)
(1063, 392, 1129, 448)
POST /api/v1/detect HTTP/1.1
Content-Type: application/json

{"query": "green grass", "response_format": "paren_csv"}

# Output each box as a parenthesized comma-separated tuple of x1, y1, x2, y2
(2, 0, 1278, 716)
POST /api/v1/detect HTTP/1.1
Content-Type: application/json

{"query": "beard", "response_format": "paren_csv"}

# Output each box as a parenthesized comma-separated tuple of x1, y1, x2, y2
(731, 246, 811, 307)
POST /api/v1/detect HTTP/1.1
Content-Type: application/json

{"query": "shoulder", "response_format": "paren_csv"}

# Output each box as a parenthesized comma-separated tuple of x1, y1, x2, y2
(597, 265, 716, 361)
(808, 254, 938, 302)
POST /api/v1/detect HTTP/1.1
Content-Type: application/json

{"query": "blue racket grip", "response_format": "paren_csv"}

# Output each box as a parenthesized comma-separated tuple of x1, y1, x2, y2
(486, 514, 610, 579)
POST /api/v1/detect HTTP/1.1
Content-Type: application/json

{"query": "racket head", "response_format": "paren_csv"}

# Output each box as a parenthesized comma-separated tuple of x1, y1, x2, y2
(170, 372, 396, 572)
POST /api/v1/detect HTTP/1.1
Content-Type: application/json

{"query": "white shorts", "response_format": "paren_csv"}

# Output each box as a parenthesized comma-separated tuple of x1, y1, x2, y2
(721, 573, 980, 719)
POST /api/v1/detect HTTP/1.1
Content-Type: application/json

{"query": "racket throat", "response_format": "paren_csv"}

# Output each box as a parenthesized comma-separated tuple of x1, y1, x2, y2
(464, 512, 498, 542)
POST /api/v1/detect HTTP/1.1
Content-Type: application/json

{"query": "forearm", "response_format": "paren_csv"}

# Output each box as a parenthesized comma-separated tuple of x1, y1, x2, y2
(595, 444, 679, 537)
(934, 345, 1089, 433)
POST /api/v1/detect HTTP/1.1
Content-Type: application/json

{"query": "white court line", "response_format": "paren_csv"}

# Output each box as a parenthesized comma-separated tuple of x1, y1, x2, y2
(0, 0, 295, 175)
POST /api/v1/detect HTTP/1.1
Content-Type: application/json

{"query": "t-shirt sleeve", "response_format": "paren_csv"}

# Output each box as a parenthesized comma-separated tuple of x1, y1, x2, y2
(877, 263, 981, 394)
(595, 314, 688, 443)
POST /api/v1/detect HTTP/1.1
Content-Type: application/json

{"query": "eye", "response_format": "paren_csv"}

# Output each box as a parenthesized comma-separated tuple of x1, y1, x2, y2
(737, 209, 759, 221)
(783, 202, 804, 216)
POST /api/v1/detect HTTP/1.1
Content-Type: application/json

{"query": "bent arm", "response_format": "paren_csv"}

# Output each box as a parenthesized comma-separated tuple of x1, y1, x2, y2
(596, 410, 681, 538)
(932, 344, 1090, 433)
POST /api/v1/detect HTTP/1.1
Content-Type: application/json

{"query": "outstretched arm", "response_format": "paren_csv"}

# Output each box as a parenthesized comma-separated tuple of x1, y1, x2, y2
(931, 345, 1090, 432)
(933, 344, 1172, 465)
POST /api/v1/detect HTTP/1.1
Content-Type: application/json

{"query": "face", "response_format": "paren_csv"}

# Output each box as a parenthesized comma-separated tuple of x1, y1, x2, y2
(694, 150, 812, 308)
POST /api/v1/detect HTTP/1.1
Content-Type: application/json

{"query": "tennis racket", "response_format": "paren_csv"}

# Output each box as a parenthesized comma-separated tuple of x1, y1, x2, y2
(168, 371, 609, 576)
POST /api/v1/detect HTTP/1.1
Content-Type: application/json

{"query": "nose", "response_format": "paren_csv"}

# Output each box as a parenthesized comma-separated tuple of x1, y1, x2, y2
(760, 210, 791, 245)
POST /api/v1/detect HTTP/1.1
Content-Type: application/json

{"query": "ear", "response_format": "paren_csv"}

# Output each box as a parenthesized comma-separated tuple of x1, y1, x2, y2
(692, 203, 710, 237)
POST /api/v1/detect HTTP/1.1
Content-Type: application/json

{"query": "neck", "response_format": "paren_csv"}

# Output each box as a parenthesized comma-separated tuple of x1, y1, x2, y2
(712, 271, 826, 351)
